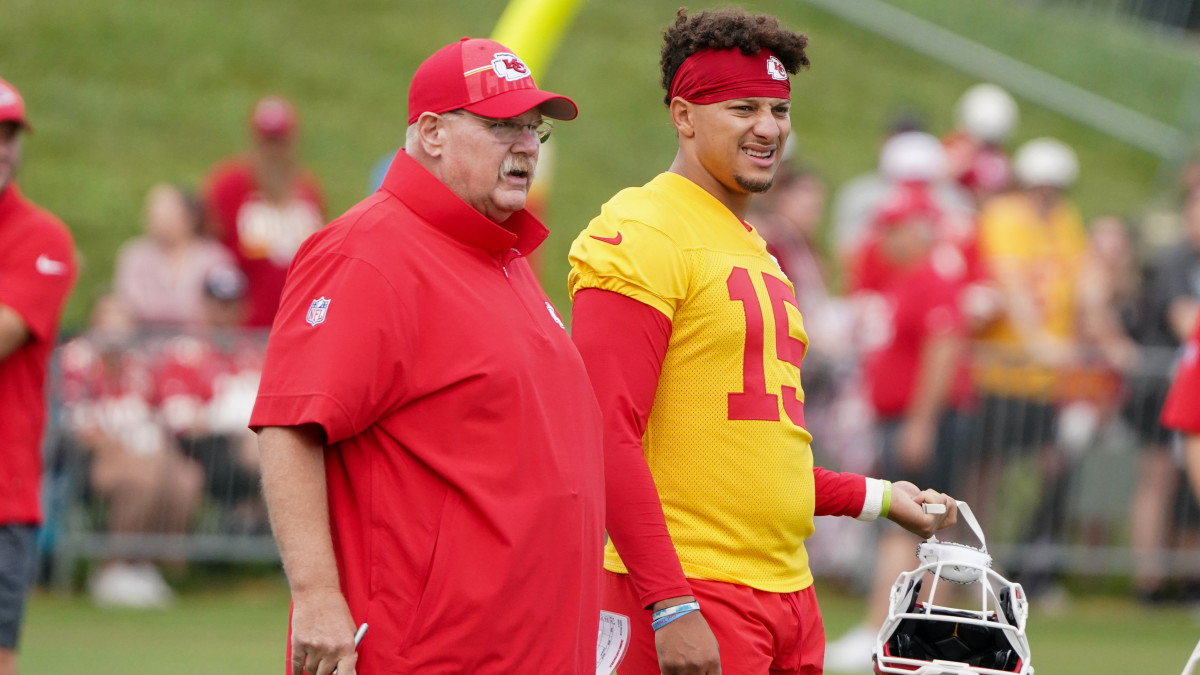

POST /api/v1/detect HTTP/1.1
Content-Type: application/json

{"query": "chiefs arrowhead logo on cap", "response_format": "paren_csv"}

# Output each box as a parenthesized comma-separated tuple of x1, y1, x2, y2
(491, 52, 531, 82)
(0, 86, 16, 107)
(766, 56, 788, 81)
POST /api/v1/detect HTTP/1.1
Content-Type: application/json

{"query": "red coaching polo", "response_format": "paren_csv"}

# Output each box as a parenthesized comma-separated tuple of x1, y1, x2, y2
(250, 151, 605, 673)
(0, 184, 76, 525)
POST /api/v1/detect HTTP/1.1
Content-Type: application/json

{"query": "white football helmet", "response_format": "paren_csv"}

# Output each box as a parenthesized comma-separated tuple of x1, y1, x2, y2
(1013, 138, 1078, 189)
(875, 502, 1033, 675)
(955, 84, 1019, 145)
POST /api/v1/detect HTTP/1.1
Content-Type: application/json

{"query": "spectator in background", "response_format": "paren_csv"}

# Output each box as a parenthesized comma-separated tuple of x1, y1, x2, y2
(113, 183, 232, 329)
(157, 266, 265, 533)
(204, 95, 325, 328)
(1076, 216, 1140, 373)
(971, 137, 1086, 596)
(832, 129, 973, 273)
(0, 77, 77, 675)
(1127, 194, 1200, 602)
(58, 294, 203, 608)
(943, 83, 1019, 207)
(826, 185, 974, 672)
(751, 164, 830, 315)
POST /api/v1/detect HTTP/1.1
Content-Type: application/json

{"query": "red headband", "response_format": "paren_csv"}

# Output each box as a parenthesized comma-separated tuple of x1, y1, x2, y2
(668, 48, 791, 104)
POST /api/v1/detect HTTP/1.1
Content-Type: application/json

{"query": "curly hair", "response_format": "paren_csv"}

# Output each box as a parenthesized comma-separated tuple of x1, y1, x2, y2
(660, 7, 810, 104)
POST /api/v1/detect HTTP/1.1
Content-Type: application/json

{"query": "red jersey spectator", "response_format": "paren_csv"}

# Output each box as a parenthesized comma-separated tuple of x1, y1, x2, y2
(0, 78, 76, 674)
(828, 181, 973, 671)
(157, 267, 265, 529)
(203, 96, 325, 328)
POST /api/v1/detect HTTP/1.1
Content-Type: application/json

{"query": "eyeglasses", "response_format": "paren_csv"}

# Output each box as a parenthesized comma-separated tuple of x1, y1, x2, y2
(443, 110, 553, 144)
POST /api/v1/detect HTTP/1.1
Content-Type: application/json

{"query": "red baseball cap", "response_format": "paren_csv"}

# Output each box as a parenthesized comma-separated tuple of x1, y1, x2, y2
(407, 37, 577, 125)
(874, 183, 942, 229)
(0, 78, 30, 131)
(250, 96, 297, 139)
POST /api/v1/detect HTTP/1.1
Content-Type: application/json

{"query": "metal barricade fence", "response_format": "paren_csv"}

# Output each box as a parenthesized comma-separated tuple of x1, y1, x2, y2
(44, 330, 1194, 592)
(806, 342, 1197, 593)
(47, 327, 276, 590)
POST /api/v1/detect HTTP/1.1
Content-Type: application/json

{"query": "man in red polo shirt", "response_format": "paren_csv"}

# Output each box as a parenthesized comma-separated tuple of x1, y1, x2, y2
(251, 38, 603, 675)
(0, 77, 77, 675)
(204, 96, 326, 328)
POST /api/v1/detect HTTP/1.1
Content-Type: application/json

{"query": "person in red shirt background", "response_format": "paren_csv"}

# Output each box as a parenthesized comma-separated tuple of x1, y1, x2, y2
(827, 184, 976, 671)
(0, 77, 77, 675)
(203, 95, 325, 328)
(157, 266, 266, 533)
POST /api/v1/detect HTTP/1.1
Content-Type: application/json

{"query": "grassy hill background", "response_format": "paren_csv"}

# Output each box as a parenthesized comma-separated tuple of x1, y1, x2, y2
(2, 0, 1197, 329)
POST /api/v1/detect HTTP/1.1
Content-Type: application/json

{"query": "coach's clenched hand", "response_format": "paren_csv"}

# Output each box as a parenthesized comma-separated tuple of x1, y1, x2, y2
(290, 588, 358, 675)
(886, 481, 957, 539)
(655, 602, 721, 674)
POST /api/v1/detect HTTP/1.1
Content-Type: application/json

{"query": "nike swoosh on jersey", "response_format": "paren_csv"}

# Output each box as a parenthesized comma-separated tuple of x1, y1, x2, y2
(35, 254, 69, 276)
(590, 232, 623, 245)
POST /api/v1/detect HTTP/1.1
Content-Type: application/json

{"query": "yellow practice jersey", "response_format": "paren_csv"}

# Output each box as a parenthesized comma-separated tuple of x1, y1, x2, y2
(974, 193, 1087, 399)
(568, 172, 817, 593)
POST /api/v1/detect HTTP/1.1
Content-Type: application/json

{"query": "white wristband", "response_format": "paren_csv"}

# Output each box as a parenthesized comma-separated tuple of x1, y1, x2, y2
(857, 477, 885, 521)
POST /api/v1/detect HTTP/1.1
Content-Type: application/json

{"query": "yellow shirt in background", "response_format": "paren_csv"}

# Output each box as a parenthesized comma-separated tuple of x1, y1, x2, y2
(975, 192, 1087, 399)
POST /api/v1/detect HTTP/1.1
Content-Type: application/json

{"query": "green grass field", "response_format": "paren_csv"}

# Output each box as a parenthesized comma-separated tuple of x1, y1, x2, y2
(2, 0, 1195, 329)
(19, 579, 1200, 673)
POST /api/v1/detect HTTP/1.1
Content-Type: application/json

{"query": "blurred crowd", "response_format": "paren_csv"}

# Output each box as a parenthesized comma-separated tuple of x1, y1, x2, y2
(54, 96, 323, 607)
(48, 85, 1200, 627)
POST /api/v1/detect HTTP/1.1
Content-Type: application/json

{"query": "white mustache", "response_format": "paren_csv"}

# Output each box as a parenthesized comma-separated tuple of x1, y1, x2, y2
(501, 156, 537, 181)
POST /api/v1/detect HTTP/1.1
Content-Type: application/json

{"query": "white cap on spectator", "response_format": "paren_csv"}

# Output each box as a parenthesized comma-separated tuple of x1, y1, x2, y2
(1013, 137, 1078, 189)
(879, 131, 947, 182)
(956, 83, 1019, 145)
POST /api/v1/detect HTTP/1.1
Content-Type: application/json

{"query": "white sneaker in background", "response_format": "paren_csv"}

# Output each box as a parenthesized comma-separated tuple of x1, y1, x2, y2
(131, 562, 174, 608)
(824, 624, 877, 673)
(89, 561, 173, 609)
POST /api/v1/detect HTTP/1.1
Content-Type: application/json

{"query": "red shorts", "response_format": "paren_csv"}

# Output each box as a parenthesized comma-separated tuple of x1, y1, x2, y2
(603, 570, 825, 675)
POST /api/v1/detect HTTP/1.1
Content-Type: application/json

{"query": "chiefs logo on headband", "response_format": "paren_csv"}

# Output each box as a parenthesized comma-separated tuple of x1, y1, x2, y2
(491, 52, 531, 82)
(670, 48, 791, 104)
(766, 56, 788, 82)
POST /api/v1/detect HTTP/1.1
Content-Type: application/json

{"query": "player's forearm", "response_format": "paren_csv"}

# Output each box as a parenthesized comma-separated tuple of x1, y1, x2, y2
(258, 425, 342, 597)
(604, 435, 693, 608)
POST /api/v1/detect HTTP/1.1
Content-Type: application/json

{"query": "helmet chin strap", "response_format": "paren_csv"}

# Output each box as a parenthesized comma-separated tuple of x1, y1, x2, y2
(917, 501, 992, 584)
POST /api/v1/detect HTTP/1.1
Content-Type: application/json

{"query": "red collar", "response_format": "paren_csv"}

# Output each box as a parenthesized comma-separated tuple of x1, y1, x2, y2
(380, 150, 548, 257)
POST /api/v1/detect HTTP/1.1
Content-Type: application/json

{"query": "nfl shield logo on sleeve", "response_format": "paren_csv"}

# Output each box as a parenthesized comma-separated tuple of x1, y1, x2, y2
(306, 297, 331, 326)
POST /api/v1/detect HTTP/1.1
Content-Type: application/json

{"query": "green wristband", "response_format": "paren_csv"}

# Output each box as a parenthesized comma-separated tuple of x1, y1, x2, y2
(879, 480, 893, 519)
